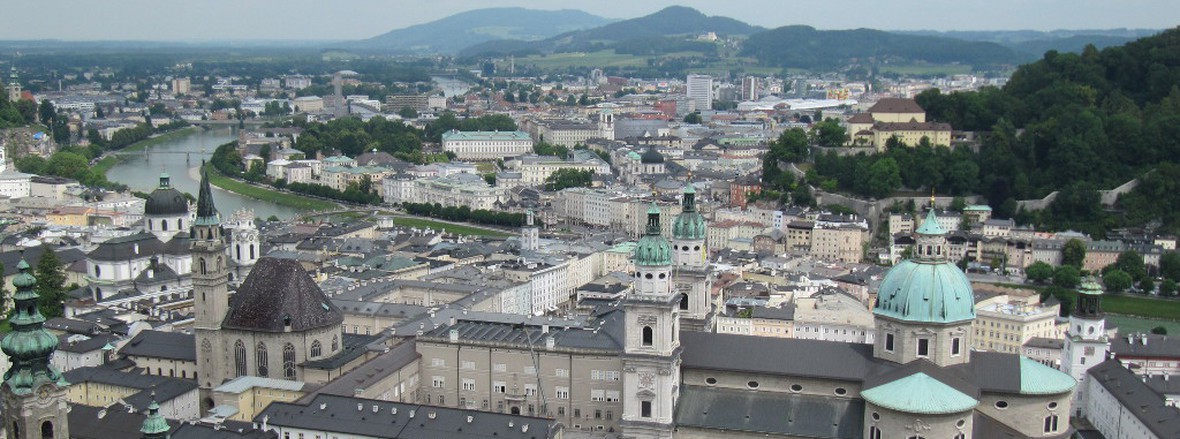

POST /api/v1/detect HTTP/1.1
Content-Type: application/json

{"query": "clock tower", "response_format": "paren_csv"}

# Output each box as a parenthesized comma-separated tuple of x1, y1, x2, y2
(1, 258, 71, 439)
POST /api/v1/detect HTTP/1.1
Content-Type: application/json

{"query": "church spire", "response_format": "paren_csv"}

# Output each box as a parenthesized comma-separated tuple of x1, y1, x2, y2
(1, 258, 67, 393)
(195, 168, 218, 225)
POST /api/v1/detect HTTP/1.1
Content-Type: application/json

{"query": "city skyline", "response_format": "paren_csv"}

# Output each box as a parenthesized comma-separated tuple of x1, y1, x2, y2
(0, 0, 1175, 42)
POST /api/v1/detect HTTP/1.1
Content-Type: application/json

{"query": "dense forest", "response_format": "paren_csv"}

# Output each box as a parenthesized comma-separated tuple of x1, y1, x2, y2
(741, 26, 1018, 69)
(768, 27, 1180, 236)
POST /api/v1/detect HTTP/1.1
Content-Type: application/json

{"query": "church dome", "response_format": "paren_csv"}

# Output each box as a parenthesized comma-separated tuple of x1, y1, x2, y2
(874, 260, 975, 324)
(874, 209, 974, 324)
(634, 204, 672, 266)
(673, 185, 706, 241)
(640, 146, 665, 164)
(144, 173, 189, 216)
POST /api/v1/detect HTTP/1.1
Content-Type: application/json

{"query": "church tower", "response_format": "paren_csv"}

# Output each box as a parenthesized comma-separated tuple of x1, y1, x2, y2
(191, 169, 229, 392)
(621, 204, 680, 439)
(1, 259, 71, 439)
(6, 67, 21, 103)
(671, 184, 713, 331)
(226, 208, 260, 282)
(521, 210, 539, 252)
(1062, 278, 1109, 411)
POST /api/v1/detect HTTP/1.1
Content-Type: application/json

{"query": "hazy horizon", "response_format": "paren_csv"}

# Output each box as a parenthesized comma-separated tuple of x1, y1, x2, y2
(0, 0, 1175, 42)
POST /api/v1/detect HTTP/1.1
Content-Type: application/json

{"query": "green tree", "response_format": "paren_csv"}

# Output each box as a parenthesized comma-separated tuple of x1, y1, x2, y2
(39, 100, 56, 124)
(1062, 239, 1086, 269)
(865, 158, 902, 199)
(1152, 326, 1168, 335)
(772, 127, 810, 163)
(35, 247, 68, 319)
(1160, 252, 1180, 281)
(811, 118, 847, 147)
(1026, 261, 1054, 283)
(1114, 250, 1147, 282)
(266, 215, 280, 222)
(398, 106, 419, 119)
(1161, 279, 1179, 297)
(1102, 269, 1133, 293)
(1138, 277, 1155, 295)
(1053, 265, 1080, 289)
(683, 112, 702, 124)
(543, 169, 593, 191)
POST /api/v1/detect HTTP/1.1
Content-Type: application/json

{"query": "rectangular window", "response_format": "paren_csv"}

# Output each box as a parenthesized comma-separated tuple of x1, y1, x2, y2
(606, 410, 613, 420)
(591, 389, 605, 401)
(595, 409, 602, 419)
(591, 370, 602, 380)
(462, 379, 476, 391)
(574, 408, 581, 418)
(525, 384, 537, 396)
(641, 401, 652, 418)
(431, 358, 445, 367)
(605, 370, 620, 381)
(885, 333, 895, 352)
(952, 337, 962, 356)
(493, 381, 506, 393)
(605, 390, 620, 402)
(524, 366, 537, 375)
(556, 368, 569, 378)
(432, 377, 444, 388)
(461, 360, 476, 370)
(493, 363, 507, 372)
(558, 406, 566, 416)
(556, 386, 570, 400)
(917, 338, 930, 357)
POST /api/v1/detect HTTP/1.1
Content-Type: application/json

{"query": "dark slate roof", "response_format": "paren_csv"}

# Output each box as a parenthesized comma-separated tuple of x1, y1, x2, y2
(56, 334, 117, 353)
(64, 367, 198, 408)
(675, 385, 864, 439)
(119, 330, 196, 362)
(222, 257, 343, 333)
(863, 358, 979, 399)
(948, 351, 1022, 394)
(146, 186, 189, 216)
(45, 317, 101, 335)
(680, 331, 890, 382)
(301, 334, 381, 370)
(1088, 359, 1180, 439)
(306, 340, 420, 403)
(1111, 333, 1180, 359)
(1, 246, 87, 277)
(164, 232, 193, 255)
(68, 404, 179, 439)
(171, 423, 277, 439)
(255, 394, 560, 439)
(134, 261, 181, 284)
(88, 232, 166, 261)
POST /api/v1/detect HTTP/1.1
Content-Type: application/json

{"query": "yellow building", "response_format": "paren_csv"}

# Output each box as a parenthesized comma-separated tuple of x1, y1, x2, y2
(211, 376, 309, 421)
(972, 287, 1061, 354)
(845, 98, 953, 150)
(47, 206, 94, 227)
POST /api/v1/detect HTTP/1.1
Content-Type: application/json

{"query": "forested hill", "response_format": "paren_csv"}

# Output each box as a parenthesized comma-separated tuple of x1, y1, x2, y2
(740, 26, 1019, 68)
(459, 6, 760, 57)
(850, 27, 1180, 235)
(353, 8, 614, 54)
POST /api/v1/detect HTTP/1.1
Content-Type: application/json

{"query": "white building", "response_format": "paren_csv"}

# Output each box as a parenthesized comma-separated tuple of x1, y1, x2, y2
(383, 172, 507, 210)
(441, 130, 534, 161)
(686, 74, 713, 111)
(505, 151, 611, 187)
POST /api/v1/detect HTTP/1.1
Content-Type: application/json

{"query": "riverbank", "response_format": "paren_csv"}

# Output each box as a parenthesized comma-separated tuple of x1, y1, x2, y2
(93, 126, 199, 175)
(388, 217, 511, 237)
(199, 164, 338, 212)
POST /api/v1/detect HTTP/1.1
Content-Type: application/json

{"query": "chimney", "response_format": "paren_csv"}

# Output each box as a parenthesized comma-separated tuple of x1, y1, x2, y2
(1141, 334, 1148, 346)
(542, 324, 549, 334)
(449, 316, 456, 327)
(262, 415, 269, 430)
(449, 329, 459, 342)
(545, 336, 555, 350)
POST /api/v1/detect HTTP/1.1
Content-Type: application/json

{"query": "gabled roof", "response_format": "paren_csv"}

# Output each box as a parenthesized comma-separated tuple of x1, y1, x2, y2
(88, 233, 166, 261)
(119, 330, 196, 362)
(675, 385, 863, 439)
(222, 257, 342, 333)
(868, 98, 924, 114)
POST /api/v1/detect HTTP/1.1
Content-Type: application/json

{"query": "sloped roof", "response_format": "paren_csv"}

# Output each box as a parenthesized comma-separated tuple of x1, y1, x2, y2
(675, 385, 863, 438)
(863, 372, 978, 414)
(222, 257, 343, 333)
(868, 98, 924, 114)
(88, 233, 166, 261)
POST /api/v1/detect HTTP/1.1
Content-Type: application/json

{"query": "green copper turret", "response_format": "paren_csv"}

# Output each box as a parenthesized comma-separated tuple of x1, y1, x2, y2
(1, 259, 67, 394)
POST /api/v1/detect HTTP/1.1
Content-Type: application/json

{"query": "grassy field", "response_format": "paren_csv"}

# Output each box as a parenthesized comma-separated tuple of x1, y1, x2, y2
(516, 50, 652, 69)
(204, 165, 338, 211)
(1106, 314, 1180, 335)
(878, 64, 974, 76)
(1004, 283, 1180, 320)
(390, 217, 510, 237)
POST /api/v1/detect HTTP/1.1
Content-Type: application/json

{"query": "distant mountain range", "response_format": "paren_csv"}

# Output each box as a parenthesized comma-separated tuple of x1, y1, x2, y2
(350, 6, 1161, 70)
(351, 8, 615, 54)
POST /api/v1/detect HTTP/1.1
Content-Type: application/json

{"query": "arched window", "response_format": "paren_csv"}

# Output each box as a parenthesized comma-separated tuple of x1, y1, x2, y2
(233, 340, 247, 377)
(642, 326, 653, 346)
(256, 342, 269, 377)
(679, 294, 689, 310)
(178, 219, 183, 229)
(283, 343, 296, 379)
(250, 244, 256, 259)
(161, 219, 168, 231)
(94, 265, 101, 277)
(199, 258, 207, 275)
(41, 421, 53, 439)
(1043, 414, 1058, 433)
(147, 219, 153, 230)
(868, 426, 881, 439)
(236, 244, 242, 261)
(953, 433, 965, 439)
(311, 340, 322, 358)
(331, 335, 338, 352)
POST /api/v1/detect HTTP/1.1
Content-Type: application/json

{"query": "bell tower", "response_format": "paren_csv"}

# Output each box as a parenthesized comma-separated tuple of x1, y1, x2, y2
(1062, 278, 1109, 412)
(671, 184, 713, 331)
(621, 204, 680, 439)
(1, 258, 71, 439)
(191, 169, 229, 392)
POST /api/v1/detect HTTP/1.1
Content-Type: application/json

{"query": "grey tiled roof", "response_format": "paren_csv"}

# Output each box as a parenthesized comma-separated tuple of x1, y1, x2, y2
(88, 232, 166, 261)
(222, 257, 343, 333)
(675, 385, 864, 439)
(119, 330, 196, 362)
(1088, 359, 1180, 439)
(255, 394, 560, 439)
(680, 331, 889, 381)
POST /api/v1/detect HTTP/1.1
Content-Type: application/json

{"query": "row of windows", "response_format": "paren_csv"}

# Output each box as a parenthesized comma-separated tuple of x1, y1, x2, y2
(231, 336, 338, 379)
(883, 333, 962, 357)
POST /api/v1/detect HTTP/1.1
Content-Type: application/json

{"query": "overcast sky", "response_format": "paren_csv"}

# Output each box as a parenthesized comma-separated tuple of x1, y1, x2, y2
(1, 0, 1176, 41)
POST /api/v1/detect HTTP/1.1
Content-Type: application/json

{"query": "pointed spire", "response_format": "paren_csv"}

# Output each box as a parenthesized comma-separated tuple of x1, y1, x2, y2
(915, 208, 945, 236)
(195, 168, 218, 224)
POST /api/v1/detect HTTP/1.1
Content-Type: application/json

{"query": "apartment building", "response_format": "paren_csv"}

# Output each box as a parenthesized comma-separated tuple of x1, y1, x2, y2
(441, 130, 534, 161)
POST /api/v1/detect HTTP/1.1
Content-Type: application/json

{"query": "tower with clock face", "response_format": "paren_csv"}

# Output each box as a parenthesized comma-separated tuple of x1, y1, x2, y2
(1, 259, 71, 439)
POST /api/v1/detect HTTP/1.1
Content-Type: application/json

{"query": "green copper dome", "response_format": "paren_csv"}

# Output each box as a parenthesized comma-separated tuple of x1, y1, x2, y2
(1, 258, 67, 394)
(673, 185, 706, 241)
(140, 398, 171, 437)
(1018, 356, 1076, 395)
(635, 204, 673, 266)
(862, 372, 978, 414)
(875, 209, 974, 324)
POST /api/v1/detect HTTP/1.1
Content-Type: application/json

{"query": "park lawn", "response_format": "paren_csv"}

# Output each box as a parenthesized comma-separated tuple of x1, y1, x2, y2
(204, 165, 338, 211)
(390, 217, 510, 237)
(878, 63, 974, 76)
(1007, 283, 1180, 320)
(517, 50, 649, 69)
(1105, 314, 1180, 335)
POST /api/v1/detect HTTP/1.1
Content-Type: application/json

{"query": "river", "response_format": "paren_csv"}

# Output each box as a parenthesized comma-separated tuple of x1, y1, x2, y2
(433, 76, 473, 97)
(105, 127, 305, 220)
